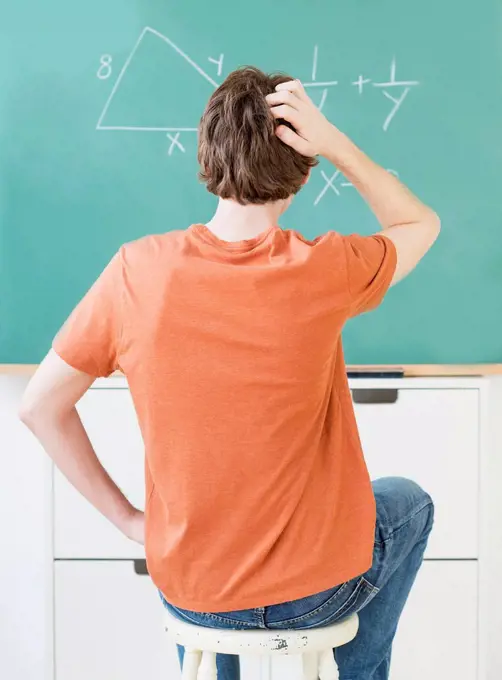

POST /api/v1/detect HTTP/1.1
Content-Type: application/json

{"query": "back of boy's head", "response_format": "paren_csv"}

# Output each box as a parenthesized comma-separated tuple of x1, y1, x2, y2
(198, 67, 318, 205)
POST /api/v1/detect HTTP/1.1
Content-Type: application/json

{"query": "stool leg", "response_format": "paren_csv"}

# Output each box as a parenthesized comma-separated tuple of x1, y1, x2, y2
(318, 649, 339, 680)
(182, 649, 202, 680)
(302, 651, 319, 680)
(198, 651, 218, 680)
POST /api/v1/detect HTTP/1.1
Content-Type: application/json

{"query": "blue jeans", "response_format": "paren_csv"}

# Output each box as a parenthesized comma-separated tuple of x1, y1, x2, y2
(161, 477, 434, 680)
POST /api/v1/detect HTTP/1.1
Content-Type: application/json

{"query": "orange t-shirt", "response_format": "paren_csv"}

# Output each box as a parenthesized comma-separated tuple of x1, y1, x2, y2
(53, 224, 396, 612)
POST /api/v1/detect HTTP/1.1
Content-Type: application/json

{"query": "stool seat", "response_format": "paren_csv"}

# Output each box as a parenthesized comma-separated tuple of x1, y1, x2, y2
(165, 610, 359, 655)
(165, 610, 358, 680)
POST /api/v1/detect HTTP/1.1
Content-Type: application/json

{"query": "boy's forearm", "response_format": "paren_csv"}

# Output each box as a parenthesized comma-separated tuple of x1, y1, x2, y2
(322, 127, 437, 229)
(26, 407, 134, 532)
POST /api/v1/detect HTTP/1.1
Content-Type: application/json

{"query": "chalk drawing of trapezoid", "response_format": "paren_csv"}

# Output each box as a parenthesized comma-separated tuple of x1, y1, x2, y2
(96, 27, 219, 132)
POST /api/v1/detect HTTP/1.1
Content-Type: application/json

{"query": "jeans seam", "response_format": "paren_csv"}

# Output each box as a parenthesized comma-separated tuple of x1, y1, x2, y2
(254, 607, 266, 628)
(375, 499, 434, 545)
(179, 610, 258, 628)
(164, 603, 258, 629)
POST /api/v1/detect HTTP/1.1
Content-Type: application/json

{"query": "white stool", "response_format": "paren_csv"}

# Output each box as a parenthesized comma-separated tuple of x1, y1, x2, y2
(165, 610, 358, 680)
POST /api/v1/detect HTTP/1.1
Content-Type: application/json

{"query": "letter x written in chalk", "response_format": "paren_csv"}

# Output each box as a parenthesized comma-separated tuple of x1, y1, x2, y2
(314, 170, 341, 206)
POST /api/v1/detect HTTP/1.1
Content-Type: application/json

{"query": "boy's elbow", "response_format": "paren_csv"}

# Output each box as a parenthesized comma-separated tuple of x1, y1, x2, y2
(18, 401, 40, 429)
(19, 393, 72, 430)
(427, 210, 441, 238)
(418, 209, 441, 250)
(18, 395, 48, 430)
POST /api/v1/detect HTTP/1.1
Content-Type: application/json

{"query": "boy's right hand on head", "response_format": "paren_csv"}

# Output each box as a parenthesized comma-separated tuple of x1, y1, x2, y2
(266, 80, 339, 157)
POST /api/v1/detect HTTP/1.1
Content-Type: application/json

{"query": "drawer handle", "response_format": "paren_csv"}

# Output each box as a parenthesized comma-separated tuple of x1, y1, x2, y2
(352, 389, 399, 404)
(134, 559, 149, 576)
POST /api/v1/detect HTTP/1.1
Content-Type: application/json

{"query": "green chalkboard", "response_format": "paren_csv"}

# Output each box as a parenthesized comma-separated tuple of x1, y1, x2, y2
(2, 0, 501, 364)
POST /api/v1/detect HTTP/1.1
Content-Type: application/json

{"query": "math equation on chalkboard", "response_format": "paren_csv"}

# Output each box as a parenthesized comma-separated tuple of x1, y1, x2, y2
(94, 26, 420, 206)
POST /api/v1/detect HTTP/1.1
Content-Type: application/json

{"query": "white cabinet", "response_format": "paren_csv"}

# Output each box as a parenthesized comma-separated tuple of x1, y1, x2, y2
(355, 388, 479, 558)
(271, 561, 478, 680)
(54, 560, 262, 680)
(51, 379, 485, 680)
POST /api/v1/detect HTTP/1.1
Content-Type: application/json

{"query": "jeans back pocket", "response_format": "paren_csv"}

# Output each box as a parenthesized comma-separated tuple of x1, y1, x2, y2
(266, 577, 379, 629)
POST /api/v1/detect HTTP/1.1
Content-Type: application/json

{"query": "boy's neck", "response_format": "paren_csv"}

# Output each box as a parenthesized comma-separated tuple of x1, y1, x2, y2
(205, 198, 288, 242)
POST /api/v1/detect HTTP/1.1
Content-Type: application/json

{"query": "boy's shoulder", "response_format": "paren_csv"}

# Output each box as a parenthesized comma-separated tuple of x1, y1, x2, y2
(118, 229, 188, 265)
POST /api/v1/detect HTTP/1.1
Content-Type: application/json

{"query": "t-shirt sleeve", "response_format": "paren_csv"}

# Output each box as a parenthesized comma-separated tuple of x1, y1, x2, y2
(52, 251, 123, 377)
(342, 233, 397, 316)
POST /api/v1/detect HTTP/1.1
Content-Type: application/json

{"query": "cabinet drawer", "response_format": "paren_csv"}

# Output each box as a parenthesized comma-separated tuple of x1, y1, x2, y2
(271, 561, 478, 680)
(54, 388, 145, 558)
(355, 389, 479, 558)
(54, 561, 261, 680)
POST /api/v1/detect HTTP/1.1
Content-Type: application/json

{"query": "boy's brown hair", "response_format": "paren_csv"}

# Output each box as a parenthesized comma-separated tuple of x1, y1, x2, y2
(198, 67, 318, 204)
